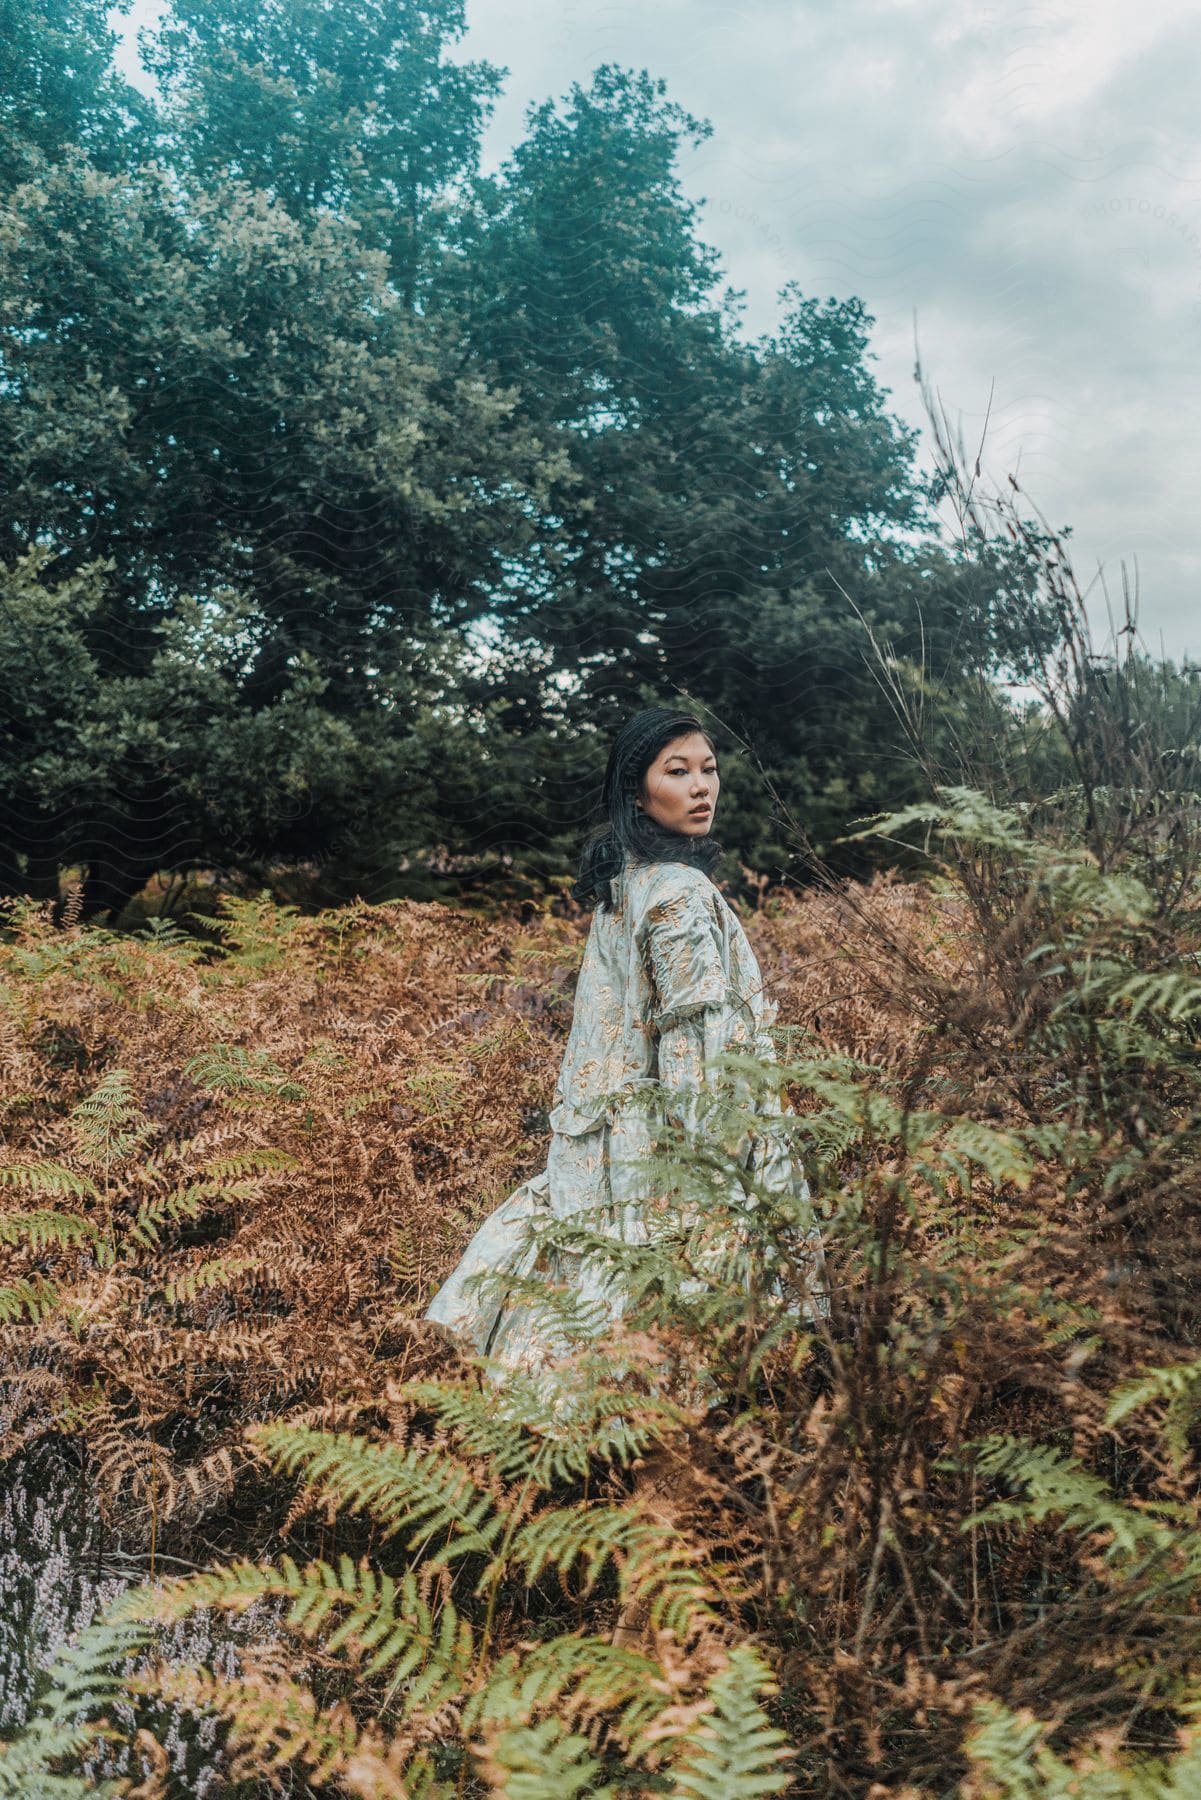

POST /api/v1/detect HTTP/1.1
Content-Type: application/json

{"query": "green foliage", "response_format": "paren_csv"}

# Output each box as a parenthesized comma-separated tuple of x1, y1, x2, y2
(963, 1696, 1201, 1798)
(0, 0, 1057, 914)
(182, 1043, 308, 1103)
(479, 1718, 615, 1799)
(953, 1434, 1173, 1563)
(668, 1649, 793, 1798)
(1107, 1358, 1201, 1474)
(0, 1617, 149, 1798)
(67, 1068, 155, 1168)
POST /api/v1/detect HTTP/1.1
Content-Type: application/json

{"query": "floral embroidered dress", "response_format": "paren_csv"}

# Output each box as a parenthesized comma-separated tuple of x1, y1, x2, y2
(423, 859, 826, 1375)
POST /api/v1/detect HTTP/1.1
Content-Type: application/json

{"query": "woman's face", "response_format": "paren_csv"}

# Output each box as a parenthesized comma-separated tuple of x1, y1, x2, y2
(637, 732, 719, 836)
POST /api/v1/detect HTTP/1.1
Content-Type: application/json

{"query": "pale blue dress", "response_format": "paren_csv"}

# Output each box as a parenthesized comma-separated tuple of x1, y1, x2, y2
(423, 858, 827, 1377)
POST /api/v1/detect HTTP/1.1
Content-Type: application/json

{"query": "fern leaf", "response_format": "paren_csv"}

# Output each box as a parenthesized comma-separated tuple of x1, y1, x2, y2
(503, 1503, 714, 1637)
(200, 1148, 298, 1178)
(248, 1423, 503, 1562)
(0, 1161, 99, 1199)
(183, 1044, 307, 1102)
(474, 1717, 614, 1799)
(468, 1636, 663, 1745)
(402, 1364, 680, 1487)
(119, 1556, 475, 1715)
(0, 1617, 149, 1799)
(955, 1435, 1171, 1561)
(133, 1660, 361, 1787)
(163, 1254, 260, 1305)
(663, 1647, 793, 1797)
(1107, 1357, 1201, 1473)
(0, 1275, 59, 1323)
(0, 1210, 97, 1251)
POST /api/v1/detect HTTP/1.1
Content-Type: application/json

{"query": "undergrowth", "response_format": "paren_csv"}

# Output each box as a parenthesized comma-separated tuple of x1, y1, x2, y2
(3, 780, 1201, 1793)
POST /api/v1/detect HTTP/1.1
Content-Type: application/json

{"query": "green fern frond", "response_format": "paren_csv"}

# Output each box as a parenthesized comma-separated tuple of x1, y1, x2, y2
(208, 891, 303, 967)
(962, 1694, 1201, 1797)
(1108, 970, 1201, 1025)
(121, 1185, 208, 1251)
(467, 1635, 662, 1745)
(163, 1253, 261, 1305)
(342, 1085, 393, 1118)
(0, 1617, 150, 1799)
(119, 1555, 475, 1713)
(954, 1435, 1172, 1561)
(501, 1503, 714, 1637)
(401, 1369, 678, 1488)
(1107, 1356, 1201, 1474)
(122, 1172, 267, 1252)
(200, 1148, 299, 1179)
(475, 1716, 614, 1799)
(183, 1044, 307, 1102)
(248, 1423, 502, 1562)
(937, 1119, 1035, 1192)
(0, 1161, 99, 1199)
(661, 1646, 793, 1797)
(0, 1210, 97, 1251)
(0, 1275, 59, 1322)
(68, 1070, 154, 1167)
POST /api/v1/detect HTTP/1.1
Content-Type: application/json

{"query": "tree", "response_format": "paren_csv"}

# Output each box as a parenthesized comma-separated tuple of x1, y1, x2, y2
(142, 0, 504, 303)
(0, 0, 151, 186)
(0, 150, 566, 914)
(440, 70, 1044, 875)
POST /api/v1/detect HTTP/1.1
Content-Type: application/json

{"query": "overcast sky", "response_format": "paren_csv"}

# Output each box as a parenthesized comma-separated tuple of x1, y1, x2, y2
(114, 0, 1201, 660)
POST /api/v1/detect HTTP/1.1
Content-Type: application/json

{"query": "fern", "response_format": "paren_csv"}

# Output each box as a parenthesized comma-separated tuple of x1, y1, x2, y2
(119, 1555, 476, 1710)
(0, 1210, 97, 1251)
(248, 1423, 504, 1563)
(952, 1434, 1173, 1562)
(467, 1635, 664, 1745)
(183, 1043, 307, 1103)
(963, 1695, 1201, 1797)
(660, 1647, 793, 1797)
(0, 1161, 99, 1200)
(162, 1253, 261, 1306)
(0, 1275, 60, 1323)
(401, 1362, 680, 1487)
(67, 1069, 154, 1168)
(199, 1147, 298, 1179)
(502, 1502, 715, 1636)
(208, 891, 303, 968)
(120, 1184, 210, 1251)
(0, 1618, 149, 1799)
(474, 1717, 614, 1799)
(1107, 1357, 1201, 1474)
(132, 1660, 363, 1788)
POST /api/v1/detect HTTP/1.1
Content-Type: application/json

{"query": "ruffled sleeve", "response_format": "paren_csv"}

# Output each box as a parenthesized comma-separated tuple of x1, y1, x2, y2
(637, 876, 738, 1141)
(639, 882, 727, 1031)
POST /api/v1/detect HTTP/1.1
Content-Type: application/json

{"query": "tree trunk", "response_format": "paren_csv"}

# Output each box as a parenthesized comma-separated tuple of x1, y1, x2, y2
(79, 856, 159, 926)
(0, 838, 26, 898)
(23, 846, 61, 905)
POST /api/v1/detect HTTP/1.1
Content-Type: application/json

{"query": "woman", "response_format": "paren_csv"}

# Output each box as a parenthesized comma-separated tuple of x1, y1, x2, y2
(423, 706, 826, 1378)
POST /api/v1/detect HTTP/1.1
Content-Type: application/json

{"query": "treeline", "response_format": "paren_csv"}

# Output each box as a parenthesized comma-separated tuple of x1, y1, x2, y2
(3, 0, 1067, 921)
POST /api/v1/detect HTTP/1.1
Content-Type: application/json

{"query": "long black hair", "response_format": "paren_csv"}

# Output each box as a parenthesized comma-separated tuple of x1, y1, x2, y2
(572, 707, 723, 910)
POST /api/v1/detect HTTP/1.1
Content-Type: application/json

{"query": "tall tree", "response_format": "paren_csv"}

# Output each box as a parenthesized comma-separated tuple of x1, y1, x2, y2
(0, 151, 565, 913)
(143, 0, 503, 302)
(439, 68, 1044, 873)
(0, 0, 151, 185)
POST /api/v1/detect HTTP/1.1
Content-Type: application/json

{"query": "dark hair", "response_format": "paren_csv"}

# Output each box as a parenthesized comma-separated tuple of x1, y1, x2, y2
(572, 707, 723, 910)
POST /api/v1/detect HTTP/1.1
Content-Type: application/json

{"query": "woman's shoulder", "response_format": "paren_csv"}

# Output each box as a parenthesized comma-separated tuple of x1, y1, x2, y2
(624, 860, 722, 924)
